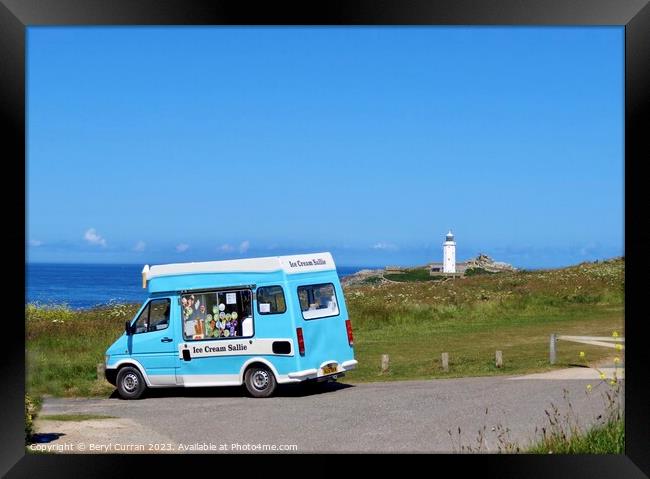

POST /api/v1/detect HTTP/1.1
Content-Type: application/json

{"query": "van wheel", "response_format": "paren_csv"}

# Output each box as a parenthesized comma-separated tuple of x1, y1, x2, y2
(116, 366, 146, 399)
(244, 365, 277, 398)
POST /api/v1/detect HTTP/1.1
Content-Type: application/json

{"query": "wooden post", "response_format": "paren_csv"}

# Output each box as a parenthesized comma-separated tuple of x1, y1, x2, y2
(495, 350, 503, 368)
(550, 333, 557, 365)
(381, 354, 390, 373)
(441, 352, 449, 372)
(96, 363, 105, 379)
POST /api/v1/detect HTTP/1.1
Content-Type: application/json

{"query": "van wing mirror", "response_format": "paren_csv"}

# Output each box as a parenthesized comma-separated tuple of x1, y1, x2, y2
(125, 320, 133, 335)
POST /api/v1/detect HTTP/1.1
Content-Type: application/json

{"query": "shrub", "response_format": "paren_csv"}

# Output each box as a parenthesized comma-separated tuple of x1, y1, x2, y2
(25, 393, 40, 444)
(465, 268, 496, 277)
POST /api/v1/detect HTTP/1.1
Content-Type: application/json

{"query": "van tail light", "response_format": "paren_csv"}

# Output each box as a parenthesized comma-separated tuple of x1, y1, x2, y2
(296, 327, 305, 356)
(345, 319, 354, 346)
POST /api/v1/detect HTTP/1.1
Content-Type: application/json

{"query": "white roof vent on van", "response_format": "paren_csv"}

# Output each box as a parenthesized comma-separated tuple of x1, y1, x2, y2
(141, 264, 150, 288)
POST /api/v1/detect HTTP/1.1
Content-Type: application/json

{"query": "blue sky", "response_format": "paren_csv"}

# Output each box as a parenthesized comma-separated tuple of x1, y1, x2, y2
(26, 27, 624, 268)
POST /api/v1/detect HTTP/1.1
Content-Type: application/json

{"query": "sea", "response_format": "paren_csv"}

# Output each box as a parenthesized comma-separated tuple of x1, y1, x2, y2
(26, 263, 380, 310)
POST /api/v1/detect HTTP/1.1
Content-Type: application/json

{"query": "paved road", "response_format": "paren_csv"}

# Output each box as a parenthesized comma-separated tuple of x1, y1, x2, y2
(33, 369, 623, 453)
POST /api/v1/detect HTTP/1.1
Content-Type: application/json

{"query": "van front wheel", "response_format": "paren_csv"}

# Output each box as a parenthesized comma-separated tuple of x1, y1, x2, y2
(116, 366, 146, 399)
(244, 366, 277, 398)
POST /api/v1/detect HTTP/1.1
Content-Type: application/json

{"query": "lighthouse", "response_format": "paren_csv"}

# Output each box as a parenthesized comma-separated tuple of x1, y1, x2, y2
(443, 230, 456, 273)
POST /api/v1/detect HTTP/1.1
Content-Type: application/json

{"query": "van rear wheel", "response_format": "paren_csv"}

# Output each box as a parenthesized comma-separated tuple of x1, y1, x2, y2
(244, 365, 277, 398)
(116, 366, 146, 399)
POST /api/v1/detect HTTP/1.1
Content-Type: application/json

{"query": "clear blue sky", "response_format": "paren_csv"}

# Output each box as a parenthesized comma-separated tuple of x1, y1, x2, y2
(26, 26, 624, 268)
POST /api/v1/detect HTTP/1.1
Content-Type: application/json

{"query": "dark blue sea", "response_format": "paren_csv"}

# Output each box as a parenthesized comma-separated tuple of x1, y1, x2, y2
(26, 263, 380, 310)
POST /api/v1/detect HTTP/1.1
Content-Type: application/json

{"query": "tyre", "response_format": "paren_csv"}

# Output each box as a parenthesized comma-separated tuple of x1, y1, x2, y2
(116, 366, 146, 399)
(244, 365, 277, 398)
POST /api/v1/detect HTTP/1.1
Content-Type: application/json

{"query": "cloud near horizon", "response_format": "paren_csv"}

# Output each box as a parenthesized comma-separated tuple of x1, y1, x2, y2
(133, 240, 146, 252)
(176, 243, 190, 253)
(239, 240, 250, 254)
(29, 239, 43, 247)
(83, 228, 107, 247)
(372, 241, 398, 250)
(219, 243, 235, 253)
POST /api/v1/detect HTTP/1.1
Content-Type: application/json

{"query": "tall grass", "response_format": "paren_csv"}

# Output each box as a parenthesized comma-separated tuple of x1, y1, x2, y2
(528, 370, 624, 454)
(529, 416, 624, 454)
(26, 301, 140, 397)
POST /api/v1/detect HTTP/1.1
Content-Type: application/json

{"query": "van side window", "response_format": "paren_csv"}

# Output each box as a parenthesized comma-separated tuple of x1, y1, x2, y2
(257, 286, 286, 315)
(297, 283, 339, 320)
(181, 289, 254, 341)
(133, 299, 170, 334)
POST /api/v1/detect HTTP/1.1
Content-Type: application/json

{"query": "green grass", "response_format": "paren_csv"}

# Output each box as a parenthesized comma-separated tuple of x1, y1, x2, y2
(528, 418, 624, 454)
(464, 267, 497, 276)
(360, 276, 382, 285)
(26, 301, 140, 397)
(346, 306, 622, 382)
(25, 258, 624, 396)
(38, 414, 116, 421)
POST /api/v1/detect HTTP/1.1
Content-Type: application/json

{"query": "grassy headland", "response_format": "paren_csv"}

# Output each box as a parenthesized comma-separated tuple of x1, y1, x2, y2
(26, 258, 624, 397)
(346, 258, 623, 382)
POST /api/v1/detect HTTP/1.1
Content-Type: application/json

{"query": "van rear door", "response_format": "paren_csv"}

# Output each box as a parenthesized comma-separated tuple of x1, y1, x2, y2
(295, 280, 353, 374)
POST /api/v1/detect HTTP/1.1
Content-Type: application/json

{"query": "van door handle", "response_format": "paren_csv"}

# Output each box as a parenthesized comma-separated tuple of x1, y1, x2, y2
(161, 337, 173, 342)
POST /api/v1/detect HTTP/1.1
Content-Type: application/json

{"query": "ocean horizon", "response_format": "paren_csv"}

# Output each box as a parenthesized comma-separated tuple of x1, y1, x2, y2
(26, 262, 383, 310)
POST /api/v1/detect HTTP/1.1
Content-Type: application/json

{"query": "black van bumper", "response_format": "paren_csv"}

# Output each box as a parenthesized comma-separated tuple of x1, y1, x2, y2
(314, 372, 345, 383)
(105, 368, 117, 386)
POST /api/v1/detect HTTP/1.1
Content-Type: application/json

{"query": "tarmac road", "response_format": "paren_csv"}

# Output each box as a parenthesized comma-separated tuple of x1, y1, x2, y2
(33, 368, 624, 453)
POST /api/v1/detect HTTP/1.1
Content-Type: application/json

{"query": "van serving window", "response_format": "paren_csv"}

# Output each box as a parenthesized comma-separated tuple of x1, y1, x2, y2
(257, 286, 286, 315)
(181, 288, 254, 341)
(297, 283, 339, 320)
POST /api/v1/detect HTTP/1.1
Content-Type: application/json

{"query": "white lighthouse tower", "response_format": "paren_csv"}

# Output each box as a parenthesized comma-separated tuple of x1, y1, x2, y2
(443, 230, 456, 273)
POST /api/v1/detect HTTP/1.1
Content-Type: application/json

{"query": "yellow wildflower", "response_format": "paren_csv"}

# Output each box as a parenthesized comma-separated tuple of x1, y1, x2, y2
(599, 372, 606, 380)
(614, 357, 620, 364)
(579, 351, 585, 358)
(615, 344, 623, 351)
(612, 331, 619, 338)
(586, 384, 592, 392)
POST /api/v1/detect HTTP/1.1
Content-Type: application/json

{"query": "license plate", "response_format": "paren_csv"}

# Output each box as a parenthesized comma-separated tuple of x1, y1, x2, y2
(322, 364, 338, 375)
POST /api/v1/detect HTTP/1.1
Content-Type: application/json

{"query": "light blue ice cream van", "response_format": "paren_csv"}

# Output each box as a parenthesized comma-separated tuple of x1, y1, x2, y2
(104, 252, 357, 398)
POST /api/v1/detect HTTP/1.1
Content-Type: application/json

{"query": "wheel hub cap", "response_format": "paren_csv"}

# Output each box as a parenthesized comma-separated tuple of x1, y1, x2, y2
(252, 370, 269, 390)
(123, 373, 138, 392)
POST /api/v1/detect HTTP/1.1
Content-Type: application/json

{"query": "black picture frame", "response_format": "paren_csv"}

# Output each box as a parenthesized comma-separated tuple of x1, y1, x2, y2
(3, 0, 648, 476)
